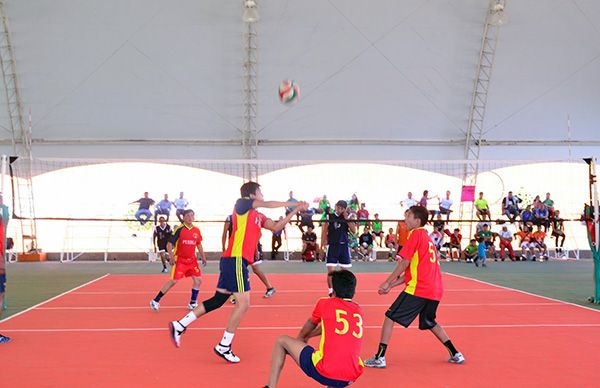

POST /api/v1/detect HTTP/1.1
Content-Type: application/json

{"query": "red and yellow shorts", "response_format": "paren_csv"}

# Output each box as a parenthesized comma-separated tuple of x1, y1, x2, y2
(171, 258, 201, 280)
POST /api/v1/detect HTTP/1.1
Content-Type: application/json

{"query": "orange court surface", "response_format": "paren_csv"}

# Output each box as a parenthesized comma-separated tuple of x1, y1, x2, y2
(2, 272, 600, 387)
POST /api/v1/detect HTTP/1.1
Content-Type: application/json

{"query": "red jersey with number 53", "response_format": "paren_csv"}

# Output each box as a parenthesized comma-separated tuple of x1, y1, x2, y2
(398, 227, 443, 301)
(310, 298, 364, 383)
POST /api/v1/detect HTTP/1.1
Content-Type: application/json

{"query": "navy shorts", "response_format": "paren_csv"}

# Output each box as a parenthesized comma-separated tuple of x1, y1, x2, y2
(299, 346, 351, 387)
(216, 257, 250, 293)
(385, 291, 439, 330)
(326, 245, 351, 268)
(0, 273, 6, 293)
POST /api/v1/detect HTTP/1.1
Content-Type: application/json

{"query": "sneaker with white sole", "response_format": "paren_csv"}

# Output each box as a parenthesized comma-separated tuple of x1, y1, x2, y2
(0, 334, 11, 344)
(214, 344, 240, 363)
(448, 352, 465, 364)
(187, 302, 198, 310)
(150, 300, 160, 311)
(364, 356, 386, 368)
(169, 321, 186, 348)
(264, 287, 276, 298)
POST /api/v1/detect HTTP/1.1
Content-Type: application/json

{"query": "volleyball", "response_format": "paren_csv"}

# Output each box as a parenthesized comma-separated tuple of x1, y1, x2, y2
(278, 80, 300, 104)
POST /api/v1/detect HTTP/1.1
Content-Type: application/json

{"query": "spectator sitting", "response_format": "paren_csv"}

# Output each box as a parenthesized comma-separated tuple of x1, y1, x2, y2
(130, 192, 155, 226)
(154, 194, 173, 224)
(318, 194, 330, 225)
(514, 225, 535, 261)
(502, 191, 522, 222)
(429, 228, 444, 254)
(358, 226, 375, 261)
(357, 203, 370, 226)
(400, 191, 418, 209)
(385, 228, 398, 261)
(498, 225, 516, 261)
(443, 228, 462, 261)
(349, 193, 360, 212)
(348, 231, 359, 261)
(543, 192, 555, 217)
(520, 205, 533, 228)
(475, 223, 497, 260)
(533, 204, 550, 231)
(476, 220, 492, 233)
(301, 225, 318, 261)
(298, 207, 316, 233)
(438, 190, 453, 220)
(463, 239, 477, 263)
(474, 191, 490, 221)
(372, 213, 384, 247)
(531, 225, 548, 261)
(285, 191, 299, 217)
(173, 191, 189, 223)
(432, 213, 445, 232)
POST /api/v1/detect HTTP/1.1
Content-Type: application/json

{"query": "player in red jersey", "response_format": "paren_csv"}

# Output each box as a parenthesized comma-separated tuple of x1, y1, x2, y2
(364, 205, 465, 368)
(264, 270, 364, 388)
(169, 181, 308, 363)
(149, 209, 207, 311)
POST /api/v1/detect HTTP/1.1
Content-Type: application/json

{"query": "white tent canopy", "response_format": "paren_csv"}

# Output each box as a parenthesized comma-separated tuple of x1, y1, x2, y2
(1, 0, 599, 160)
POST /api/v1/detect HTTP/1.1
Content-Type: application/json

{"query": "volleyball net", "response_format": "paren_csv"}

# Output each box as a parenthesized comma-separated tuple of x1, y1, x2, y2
(1, 156, 594, 259)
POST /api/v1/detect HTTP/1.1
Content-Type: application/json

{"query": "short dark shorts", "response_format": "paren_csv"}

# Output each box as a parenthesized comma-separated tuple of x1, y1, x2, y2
(299, 345, 351, 387)
(216, 257, 250, 293)
(385, 291, 439, 330)
(326, 245, 351, 267)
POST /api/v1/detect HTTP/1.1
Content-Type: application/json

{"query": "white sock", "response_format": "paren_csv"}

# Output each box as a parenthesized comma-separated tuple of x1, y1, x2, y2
(179, 312, 197, 327)
(219, 331, 235, 348)
(328, 288, 333, 295)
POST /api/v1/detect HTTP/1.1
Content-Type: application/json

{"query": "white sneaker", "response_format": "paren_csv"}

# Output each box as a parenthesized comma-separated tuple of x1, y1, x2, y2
(214, 345, 241, 363)
(449, 352, 465, 364)
(169, 321, 186, 348)
(187, 302, 198, 310)
(150, 300, 160, 311)
(364, 356, 386, 368)
(264, 288, 276, 298)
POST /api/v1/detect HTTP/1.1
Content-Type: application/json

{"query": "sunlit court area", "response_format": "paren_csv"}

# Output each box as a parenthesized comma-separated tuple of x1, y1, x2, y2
(1, 1, 600, 387)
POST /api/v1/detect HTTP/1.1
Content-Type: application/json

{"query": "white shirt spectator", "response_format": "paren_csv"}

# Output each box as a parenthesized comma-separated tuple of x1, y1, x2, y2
(500, 230, 513, 240)
(402, 198, 418, 208)
(439, 198, 453, 211)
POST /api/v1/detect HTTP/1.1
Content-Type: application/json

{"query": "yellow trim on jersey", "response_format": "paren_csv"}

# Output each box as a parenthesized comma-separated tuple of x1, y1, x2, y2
(312, 321, 325, 366)
(231, 212, 248, 258)
(236, 256, 245, 292)
(171, 224, 185, 258)
(170, 262, 176, 280)
(405, 250, 419, 295)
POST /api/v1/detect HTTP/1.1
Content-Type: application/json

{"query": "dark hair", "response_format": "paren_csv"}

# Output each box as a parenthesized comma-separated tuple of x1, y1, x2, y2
(331, 270, 357, 299)
(240, 181, 261, 198)
(182, 209, 194, 215)
(408, 205, 428, 227)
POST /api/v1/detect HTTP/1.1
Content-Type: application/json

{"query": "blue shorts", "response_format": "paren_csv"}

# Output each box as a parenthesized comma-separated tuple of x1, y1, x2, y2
(326, 245, 351, 268)
(299, 346, 351, 387)
(0, 273, 6, 293)
(216, 257, 250, 293)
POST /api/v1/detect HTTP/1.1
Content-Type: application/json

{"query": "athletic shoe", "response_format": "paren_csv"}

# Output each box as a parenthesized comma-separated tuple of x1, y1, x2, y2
(187, 302, 198, 310)
(161, 268, 168, 273)
(364, 356, 386, 368)
(214, 345, 241, 363)
(264, 287, 276, 298)
(0, 335, 11, 344)
(230, 297, 236, 304)
(169, 321, 186, 348)
(150, 300, 160, 311)
(449, 352, 465, 364)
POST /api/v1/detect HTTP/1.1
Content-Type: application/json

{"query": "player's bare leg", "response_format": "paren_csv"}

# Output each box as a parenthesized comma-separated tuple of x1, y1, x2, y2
(159, 252, 169, 273)
(326, 266, 336, 295)
(251, 264, 276, 297)
(266, 335, 306, 388)
(430, 324, 465, 364)
(365, 317, 394, 368)
(225, 291, 250, 333)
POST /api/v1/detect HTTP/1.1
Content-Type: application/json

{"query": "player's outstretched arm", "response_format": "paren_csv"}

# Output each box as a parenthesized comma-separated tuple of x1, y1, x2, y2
(253, 200, 303, 209)
(263, 202, 309, 232)
(379, 258, 410, 294)
(297, 318, 319, 343)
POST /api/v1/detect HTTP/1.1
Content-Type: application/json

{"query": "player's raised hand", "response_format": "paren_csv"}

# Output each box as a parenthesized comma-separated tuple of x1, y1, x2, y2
(295, 201, 310, 212)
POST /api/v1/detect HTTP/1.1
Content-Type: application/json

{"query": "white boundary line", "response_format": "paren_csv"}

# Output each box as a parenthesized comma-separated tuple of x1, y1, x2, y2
(3, 323, 600, 333)
(446, 272, 600, 314)
(70, 288, 504, 295)
(0, 274, 110, 324)
(34, 302, 562, 311)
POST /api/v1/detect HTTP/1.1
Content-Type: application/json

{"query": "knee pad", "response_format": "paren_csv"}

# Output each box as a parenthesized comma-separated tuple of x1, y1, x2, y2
(202, 292, 230, 313)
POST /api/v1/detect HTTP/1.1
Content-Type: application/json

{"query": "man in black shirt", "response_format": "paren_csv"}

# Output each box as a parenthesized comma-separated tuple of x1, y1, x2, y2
(358, 226, 375, 261)
(153, 216, 172, 273)
(131, 192, 155, 225)
(321, 200, 356, 296)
